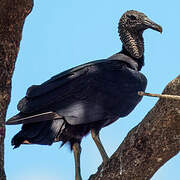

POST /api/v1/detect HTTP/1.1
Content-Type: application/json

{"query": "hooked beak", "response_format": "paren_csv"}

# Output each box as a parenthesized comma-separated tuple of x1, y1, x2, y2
(144, 17, 163, 33)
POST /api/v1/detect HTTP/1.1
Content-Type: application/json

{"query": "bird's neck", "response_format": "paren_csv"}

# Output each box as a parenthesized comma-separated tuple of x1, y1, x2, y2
(121, 45, 144, 71)
(120, 30, 145, 70)
(120, 30, 144, 58)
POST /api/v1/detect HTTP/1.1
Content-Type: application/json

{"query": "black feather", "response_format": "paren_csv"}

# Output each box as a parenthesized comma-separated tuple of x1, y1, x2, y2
(7, 52, 147, 148)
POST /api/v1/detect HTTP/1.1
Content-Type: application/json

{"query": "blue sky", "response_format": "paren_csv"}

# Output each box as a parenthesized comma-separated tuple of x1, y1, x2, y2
(5, 0, 179, 180)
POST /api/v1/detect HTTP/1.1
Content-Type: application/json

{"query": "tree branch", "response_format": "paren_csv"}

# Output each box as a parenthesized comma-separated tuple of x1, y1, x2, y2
(138, 91, 180, 100)
(0, 1, 33, 179)
(89, 75, 180, 180)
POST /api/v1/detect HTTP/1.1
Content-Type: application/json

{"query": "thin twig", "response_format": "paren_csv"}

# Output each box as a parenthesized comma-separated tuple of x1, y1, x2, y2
(138, 91, 180, 100)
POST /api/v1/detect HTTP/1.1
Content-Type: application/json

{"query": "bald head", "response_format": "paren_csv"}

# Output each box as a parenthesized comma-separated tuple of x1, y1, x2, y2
(119, 10, 162, 34)
(118, 10, 162, 59)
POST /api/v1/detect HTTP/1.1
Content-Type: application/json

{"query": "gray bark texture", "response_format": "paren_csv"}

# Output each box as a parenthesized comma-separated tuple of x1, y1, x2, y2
(0, 1, 33, 180)
(89, 75, 180, 180)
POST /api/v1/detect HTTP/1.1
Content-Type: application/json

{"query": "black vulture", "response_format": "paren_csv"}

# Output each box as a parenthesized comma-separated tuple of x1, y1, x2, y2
(6, 10, 162, 180)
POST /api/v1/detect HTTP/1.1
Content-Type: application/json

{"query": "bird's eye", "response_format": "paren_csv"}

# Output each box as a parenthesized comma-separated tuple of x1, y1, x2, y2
(127, 15, 137, 20)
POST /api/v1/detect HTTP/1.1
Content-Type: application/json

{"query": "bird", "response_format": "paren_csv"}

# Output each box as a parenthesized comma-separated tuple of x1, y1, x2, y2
(6, 10, 162, 180)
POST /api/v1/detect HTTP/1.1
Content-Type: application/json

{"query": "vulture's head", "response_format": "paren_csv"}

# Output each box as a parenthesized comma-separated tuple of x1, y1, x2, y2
(118, 10, 162, 59)
(119, 10, 162, 33)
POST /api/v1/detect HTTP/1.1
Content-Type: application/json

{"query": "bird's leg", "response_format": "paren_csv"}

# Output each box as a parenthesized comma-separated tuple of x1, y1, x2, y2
(91, 129, 109, 164)
(72, 142, 82, 180)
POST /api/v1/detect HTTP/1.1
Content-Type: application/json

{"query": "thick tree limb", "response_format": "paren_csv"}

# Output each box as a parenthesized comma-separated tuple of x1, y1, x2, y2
(0, 1, 33, 179)
(89, 75, 180, 180)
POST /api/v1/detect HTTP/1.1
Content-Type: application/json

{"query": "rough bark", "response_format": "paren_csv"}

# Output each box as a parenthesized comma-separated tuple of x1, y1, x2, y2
(0, 1, 33, 179)
(89, 75, 180, 180)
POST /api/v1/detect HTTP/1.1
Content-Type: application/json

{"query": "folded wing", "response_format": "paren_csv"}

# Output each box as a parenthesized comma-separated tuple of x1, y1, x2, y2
(7, 58, 147, 126)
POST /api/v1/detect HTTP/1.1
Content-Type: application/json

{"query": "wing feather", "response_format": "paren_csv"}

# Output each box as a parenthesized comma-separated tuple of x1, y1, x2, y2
(11, 58, 147, 126)
(6, 112, 62, 125)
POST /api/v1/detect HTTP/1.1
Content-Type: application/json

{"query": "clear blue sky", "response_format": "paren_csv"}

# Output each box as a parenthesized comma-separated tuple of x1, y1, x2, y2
(5, 1, 179, 180)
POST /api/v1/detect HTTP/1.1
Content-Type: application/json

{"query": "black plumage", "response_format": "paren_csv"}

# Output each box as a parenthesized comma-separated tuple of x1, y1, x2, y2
(9, 53, 147, 147)
(6, 10, 162, 180)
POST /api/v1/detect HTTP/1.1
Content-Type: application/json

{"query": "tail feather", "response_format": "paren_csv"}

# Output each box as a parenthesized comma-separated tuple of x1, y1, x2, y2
(12, 119, 65, 148)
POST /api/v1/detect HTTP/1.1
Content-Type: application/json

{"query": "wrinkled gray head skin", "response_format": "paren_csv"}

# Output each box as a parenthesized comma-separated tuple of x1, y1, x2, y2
(118, 10, 162, 59)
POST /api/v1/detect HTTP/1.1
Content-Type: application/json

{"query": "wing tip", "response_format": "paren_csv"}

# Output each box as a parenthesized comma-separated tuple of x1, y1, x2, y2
(6, 114, 22, 125)
(6, 121, 16, 125)
(6, 111, 63, 125)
